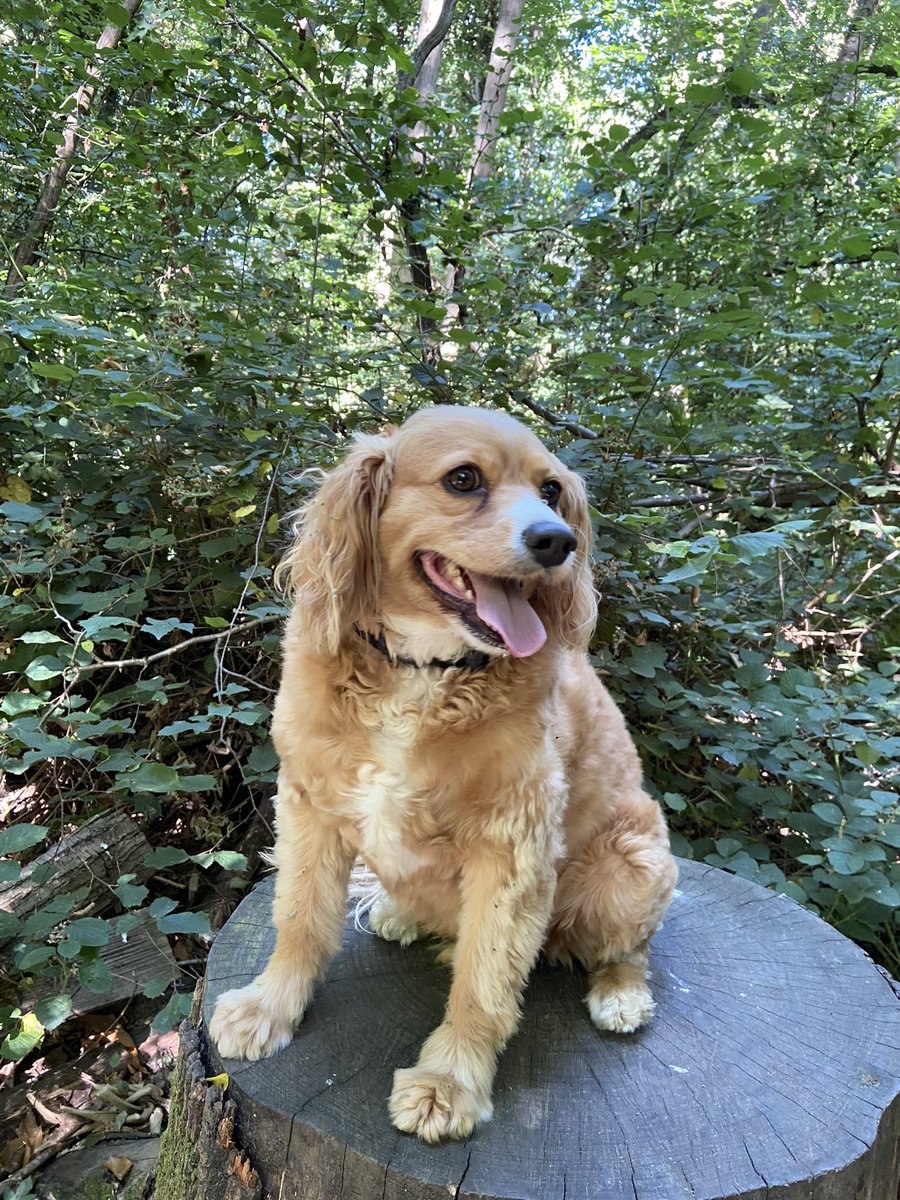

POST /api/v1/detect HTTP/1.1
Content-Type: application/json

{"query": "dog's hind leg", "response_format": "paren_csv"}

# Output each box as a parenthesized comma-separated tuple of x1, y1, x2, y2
(547, 799, 677, 1035)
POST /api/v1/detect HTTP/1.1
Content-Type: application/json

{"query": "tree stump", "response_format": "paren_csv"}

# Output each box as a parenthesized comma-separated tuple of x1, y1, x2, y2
(198, 860, 900, 1200)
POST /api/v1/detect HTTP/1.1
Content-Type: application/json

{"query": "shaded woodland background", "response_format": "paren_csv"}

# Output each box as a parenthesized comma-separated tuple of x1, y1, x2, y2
(0, 0, 898, 1097)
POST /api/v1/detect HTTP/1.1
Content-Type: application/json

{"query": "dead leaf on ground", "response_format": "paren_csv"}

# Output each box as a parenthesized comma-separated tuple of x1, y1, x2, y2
(104, 1154, 134, 1181)
(138, 1028, 179, 1072)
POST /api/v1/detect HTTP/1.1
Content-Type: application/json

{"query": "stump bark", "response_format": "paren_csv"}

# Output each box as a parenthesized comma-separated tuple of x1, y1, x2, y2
(193, 860, 899, 1200)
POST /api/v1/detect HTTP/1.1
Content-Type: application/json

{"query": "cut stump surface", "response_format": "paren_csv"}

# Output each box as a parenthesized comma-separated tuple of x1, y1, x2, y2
(203, 860, 900, 1200)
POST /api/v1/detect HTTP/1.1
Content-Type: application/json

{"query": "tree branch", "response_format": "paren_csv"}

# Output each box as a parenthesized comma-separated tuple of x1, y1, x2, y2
(65, 617, 281, 679)
(401, 0, 458, 90)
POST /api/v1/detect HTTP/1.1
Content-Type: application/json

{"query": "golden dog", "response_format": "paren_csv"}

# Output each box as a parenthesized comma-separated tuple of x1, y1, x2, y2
(209, 406, 677, 1142)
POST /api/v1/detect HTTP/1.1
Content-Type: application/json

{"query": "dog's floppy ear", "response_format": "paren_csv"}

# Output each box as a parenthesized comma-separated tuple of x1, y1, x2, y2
(540, 469, 597, 650)
(276, 432, 396, 653)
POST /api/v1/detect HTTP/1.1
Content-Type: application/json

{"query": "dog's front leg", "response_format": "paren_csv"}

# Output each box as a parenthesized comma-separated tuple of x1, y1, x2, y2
(209, 778, 353, 1061)
(389, 828, 557, 1143)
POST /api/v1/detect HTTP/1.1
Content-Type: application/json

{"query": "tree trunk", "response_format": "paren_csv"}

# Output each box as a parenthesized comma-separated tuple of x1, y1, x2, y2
(829, 0, 881, 104)
(3, 0, 142, 299)
(442, 0, 526, 330)
(408, 0, 457, 167)
(391, 0, 457, 359)
(468, 0, 526, 185)
(155, 987, 262, 1200)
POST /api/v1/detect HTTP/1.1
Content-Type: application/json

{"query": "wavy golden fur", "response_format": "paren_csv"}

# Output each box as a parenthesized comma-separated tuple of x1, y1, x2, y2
(209, 406, 677, 1143)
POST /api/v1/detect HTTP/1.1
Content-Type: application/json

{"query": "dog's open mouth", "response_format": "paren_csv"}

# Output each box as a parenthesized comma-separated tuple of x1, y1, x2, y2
(415, 551, 547, 658)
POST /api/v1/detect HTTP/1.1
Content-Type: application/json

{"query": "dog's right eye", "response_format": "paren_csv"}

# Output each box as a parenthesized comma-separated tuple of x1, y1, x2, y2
(444, 465, 483, 494)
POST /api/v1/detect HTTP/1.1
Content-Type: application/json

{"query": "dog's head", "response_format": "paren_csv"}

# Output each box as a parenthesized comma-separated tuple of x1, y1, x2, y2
(279, 407, 597, 661)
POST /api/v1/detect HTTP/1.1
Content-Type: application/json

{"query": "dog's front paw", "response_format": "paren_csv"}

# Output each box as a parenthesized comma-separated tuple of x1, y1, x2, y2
(389, 1065, 492, 1143)
(369, 893, 420, 947)
(208, 979, 304, 1061)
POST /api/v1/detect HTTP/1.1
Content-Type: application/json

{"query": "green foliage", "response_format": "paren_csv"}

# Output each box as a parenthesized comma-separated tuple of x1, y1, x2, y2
(0, 0, 898, 1067)
(589, 531, 899, 961)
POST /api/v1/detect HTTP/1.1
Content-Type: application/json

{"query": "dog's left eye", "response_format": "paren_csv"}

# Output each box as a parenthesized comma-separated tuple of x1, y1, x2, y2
(540, 480, 562, 507)
(445, 465, 483, 493)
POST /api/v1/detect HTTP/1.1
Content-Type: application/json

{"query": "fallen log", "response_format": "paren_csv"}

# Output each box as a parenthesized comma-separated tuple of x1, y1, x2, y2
(0, 809, 152, 938)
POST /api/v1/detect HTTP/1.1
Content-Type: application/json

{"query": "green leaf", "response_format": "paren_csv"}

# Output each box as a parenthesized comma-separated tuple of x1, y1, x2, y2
(65, 917, 111, 948)
(114, 881, 149, 908)
(729, 531, 787, 563)
(31, 362, 77, 382)
(142, 617, 195, 640)
(152, 990, 193, 1034)
(662, 792, 686, 812)
(34, 995, 73, 1031)
(78, 955, 113, 993)
(869, 882, 900, 907)
(176, 774, 218, 792)
(79, 614, 136, 638)
(123, 763, 180, 792)
(826, 848, 868, 875)
(1, 692, 45, 716)
(246, 740, 278, 775)
(725, 66, 761, 96)
(715, 837, 743, 858)
(24, 655, 67, 681)
(0, 860, 21, 883)
(853, 742, 881, 765)
(0, 825, 48, 855)
(155, 910, 211, 936)
(142, 977, 171, 999)
(0, 501, 45, 523)
(1, 1012, 44, 1061)
(841, 234, 871, 258)
(193, 850, 248, 872)
(625, 643, 668, 678)
(0, 912, 22, 940)
(811, 803, 844, 825)
(102, 3, 133, 26)
(199, 537, 238, 559)
(143, 847, 190, 869)
(659, 553, 713, 583)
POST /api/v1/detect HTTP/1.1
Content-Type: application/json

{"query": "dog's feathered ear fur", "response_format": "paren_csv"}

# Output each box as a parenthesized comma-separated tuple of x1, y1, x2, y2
(276, 433, 395, 654)
(539, 469, 597, 650)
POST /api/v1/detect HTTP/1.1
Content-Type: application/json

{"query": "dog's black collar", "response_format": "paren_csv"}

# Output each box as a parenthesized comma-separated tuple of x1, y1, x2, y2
(355, 627, 492, 672)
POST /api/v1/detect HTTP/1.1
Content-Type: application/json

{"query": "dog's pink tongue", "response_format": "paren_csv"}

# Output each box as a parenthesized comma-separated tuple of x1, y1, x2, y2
(467, 572, 547, 658)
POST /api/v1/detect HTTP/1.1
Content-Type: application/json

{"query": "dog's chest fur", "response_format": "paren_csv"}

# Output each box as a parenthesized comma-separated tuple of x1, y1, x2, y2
(346, 672, 443, 883)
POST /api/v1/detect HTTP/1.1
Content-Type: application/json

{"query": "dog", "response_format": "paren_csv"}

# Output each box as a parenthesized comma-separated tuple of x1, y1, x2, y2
(208, 405, 677, 1142)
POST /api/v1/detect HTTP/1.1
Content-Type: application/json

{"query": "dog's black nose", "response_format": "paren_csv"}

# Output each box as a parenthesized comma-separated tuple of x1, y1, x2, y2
(523, 522, 577, 568)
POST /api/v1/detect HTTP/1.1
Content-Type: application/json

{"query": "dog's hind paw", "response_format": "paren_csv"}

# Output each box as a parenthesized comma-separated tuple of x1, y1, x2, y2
(369, 894, 421, 947)
(587, 962, 655, 1034)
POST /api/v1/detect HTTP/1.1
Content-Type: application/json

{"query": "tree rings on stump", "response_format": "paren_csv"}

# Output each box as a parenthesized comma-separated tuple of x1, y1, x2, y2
(204, 859, 900, 1200)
